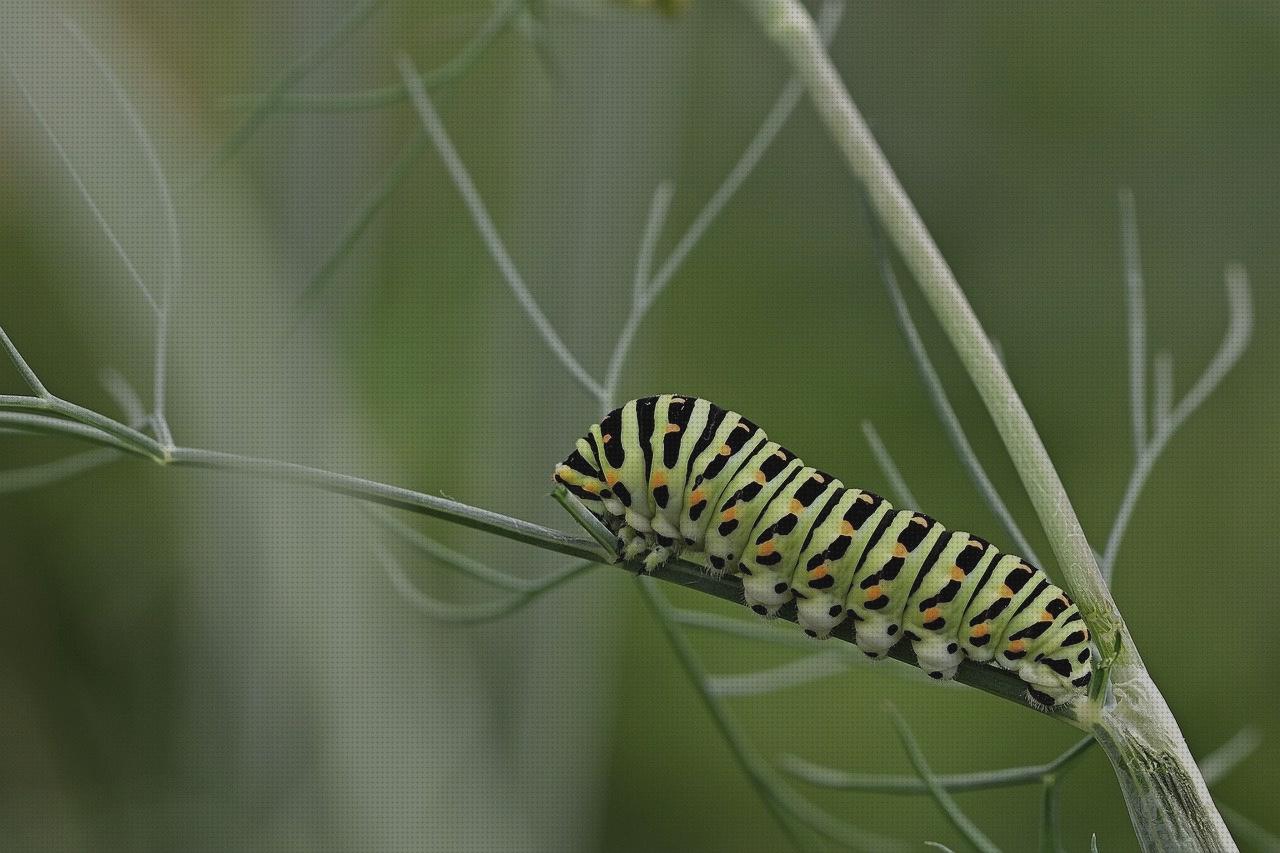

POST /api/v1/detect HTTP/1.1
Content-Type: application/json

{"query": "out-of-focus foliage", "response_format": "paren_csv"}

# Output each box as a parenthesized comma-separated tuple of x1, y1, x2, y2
(1, 1, 1277, 850)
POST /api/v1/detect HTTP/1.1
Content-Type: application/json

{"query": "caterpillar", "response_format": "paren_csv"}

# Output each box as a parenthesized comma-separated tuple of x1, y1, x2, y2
(554, 395, 1093, 708)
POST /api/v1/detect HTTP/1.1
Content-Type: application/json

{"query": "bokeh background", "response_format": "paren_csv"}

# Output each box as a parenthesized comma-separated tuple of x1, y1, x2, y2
(1, 1, 1277, 850)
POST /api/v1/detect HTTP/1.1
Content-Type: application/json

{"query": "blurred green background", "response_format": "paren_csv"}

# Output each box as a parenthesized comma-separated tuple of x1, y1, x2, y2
(1, 1, 1277, 850)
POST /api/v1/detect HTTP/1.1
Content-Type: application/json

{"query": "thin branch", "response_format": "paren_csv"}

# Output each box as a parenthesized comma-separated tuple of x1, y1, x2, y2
(1216, 804, 1280, 853)
(552, 486, 621, 559)
(396, 53, 606, 402)
(232, 0, 526, 114)
(1039, 777, 1065, 853)
(57, 13, 181, 443)
(0, 397, 164, 460)
(0, 325, 50, 398)
(1198, 727, 1262, 788)
(0, 448, 121, 495)
(298, 130, 429, 307)
(206, 0, 386, 174)
(707, 649, 857, 697)
(377, 548, 597, 624)
(1151, 350, 1173, 435)
(782, 736, 1094, 794)
(0, 404, 1082, 722)
(640, 576, 912, 853)
(861, 420, 918, 507)
(890, 706, 1002, 853)
(863, 206, 1041, 567)
(4, 56, 157, 313)
(100, 368, 148, 428)
(647, 0, 846, 304)
(1118, 189, 1146, 455)
(603, 180, 677, 403)
(1100, 266, 1252, 582)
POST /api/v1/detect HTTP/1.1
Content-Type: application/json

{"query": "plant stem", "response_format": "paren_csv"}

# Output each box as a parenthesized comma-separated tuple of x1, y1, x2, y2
(739, 1, 1235, 848)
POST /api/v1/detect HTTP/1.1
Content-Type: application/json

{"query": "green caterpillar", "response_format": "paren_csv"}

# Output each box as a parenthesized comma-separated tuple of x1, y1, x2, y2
(554, 395, 1093, 708)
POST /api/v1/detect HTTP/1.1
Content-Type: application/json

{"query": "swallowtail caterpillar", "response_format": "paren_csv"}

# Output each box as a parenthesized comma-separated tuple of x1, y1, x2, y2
(554, 395, 1093, 708)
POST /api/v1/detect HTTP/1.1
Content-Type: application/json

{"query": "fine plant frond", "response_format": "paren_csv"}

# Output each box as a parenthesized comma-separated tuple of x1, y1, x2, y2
(781, 736, 1094, 795)
(1100, 259, 1252, 582)
(1197, 727, 1262, 787)
(232, 0, 526, 115)
(706, 650, 862, 698)
(890, 705, 1002, 853)
(0, 448, 122, 495)
(863, 199, 1041, 567)
(208, 0, 386, 173)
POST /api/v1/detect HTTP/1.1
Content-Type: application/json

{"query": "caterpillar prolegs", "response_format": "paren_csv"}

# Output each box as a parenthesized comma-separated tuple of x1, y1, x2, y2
(554, 395, 1093, 707)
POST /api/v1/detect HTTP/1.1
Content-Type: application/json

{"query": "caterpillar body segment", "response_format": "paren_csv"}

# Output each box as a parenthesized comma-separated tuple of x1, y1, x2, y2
(554, 396, 1092, 707)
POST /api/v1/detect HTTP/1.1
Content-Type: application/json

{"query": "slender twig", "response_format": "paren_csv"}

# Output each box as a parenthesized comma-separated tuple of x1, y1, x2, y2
(397, 53, 606, 402)
(603, 180, 676, 403)
(1039, 777, 1064, 853)
(1198, 727, 1262, 787)
(890, 706, 1002, 853)
(552, 486, 621, 559)
(1151, 351, 1173, 434)
(0, 325, 50, 398)
(377, 548, 597, 624)
(863, 207, 1040, 566)
(231, 0, 526, 114)
(1100, 266, 1252, 582)
(861, 420, 918, 508)
(782, 736, 1094, 794)
(4, 57, 157, 313)
(641, 576, 913, 853)
(299, 130, 430, 306)
(646, 0, 845, 304)
(707, 649, 860, 697)
(0, 448, 121, 495)
(206, 0, 386, 174)
(1118, 189, 1146, 456)
(57, 13, 181, 446)
(0, 397, 164, 460)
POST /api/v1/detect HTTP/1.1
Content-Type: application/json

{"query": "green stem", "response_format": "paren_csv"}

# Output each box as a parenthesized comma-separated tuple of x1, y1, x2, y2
(741, 1, 1234, 848)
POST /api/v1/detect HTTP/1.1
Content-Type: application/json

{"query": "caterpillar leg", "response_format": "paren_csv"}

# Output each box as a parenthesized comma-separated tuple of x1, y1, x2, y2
(796, 593, 846, 639)
(741, 567, 792, 617)
(852, 617, 903, 660)
(911, 635, 963, 681)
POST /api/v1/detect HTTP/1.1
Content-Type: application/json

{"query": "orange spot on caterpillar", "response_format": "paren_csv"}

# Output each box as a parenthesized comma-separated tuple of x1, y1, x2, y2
(892, 542, 909, 558)
(1041, 610, 1055, 622)
(602, 433, 613, 443)
(690, 489, 705, 503)
(923, 606, 942, 623)
(664, 423, 681, 434)
(650, 471, 667, 488)
(999, 584, 1013, 598)
(720, 506, 738, 522)
(754, 470, 767, 484)
(581, 481, 600, 494)
(858, 493, 874, 503)
(719, 444, 732, 456)
(605, 471, 619, 486)
(971, 623, 990, 638)
(789, 499, 803, 514)
(1007, 639, 1027, 653)
(911, 515, 929, 526)
(864, 585, 882, 601)
(774, 449, 787, 459)
(757, 540, 776, 556)
(950, 565, 966, 581)
(809, 564, 829, 580)
(839, 520, 854, 536)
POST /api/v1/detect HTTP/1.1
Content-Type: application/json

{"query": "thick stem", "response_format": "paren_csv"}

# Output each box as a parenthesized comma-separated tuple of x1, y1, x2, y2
(1094, 685, 1237, 852)
(740, 0, 1236, 848)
